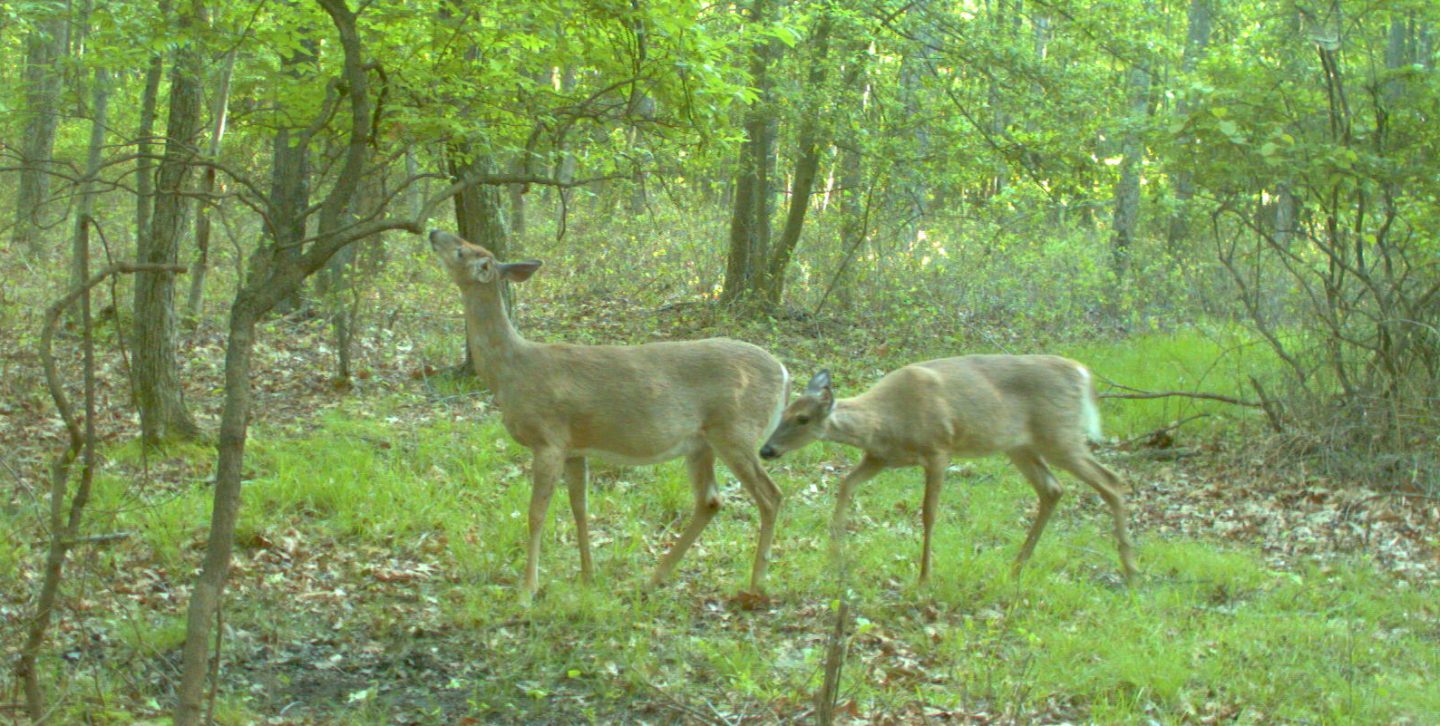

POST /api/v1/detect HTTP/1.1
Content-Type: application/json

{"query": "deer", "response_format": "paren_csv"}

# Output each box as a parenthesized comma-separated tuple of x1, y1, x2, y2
(759, 355, 1137, 584)
(427, 229, 790, 600)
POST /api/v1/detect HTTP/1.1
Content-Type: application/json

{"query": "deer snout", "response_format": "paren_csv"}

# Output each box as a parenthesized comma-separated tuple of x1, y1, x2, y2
(759, 444, 780, 460)
(428, 229, 446, 247)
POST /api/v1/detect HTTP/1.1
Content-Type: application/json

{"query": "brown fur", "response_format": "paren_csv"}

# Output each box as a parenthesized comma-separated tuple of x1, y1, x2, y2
(429, 230, 789, 598)
(762, 355, 1137, 583)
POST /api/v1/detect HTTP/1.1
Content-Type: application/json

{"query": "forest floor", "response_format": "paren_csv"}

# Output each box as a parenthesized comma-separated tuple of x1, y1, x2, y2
(3, 293, 1438, 724)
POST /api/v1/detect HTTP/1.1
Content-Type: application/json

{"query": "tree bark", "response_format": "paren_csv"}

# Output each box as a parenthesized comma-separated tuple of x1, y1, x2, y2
(172, 300, 258, 726)
(174, 2, 382, 720)
(762, 9, 834, 308)
(1110, 48, 1152, 283)
(187, 48, 237, 321)
(721, 0, 781, 305)
(134, 2, 169, 259)
(267, 32, 318, 316)
(448, 150, 510, 259)
(12, 2, 69, 257)
(18, 90, 124, 726)
(70, 69, 110, 322)
(134, 0, 206, 447)
(1164, 0, 1213, 251)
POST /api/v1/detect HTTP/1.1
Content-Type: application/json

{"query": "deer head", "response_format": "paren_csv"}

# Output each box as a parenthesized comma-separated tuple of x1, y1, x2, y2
(428, 229, 540, 288)
(760, 370, 834, 460)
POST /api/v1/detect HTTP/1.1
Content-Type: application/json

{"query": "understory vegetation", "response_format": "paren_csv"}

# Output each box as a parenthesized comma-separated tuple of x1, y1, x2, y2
(3, 0, 1438, 722)
(3, 227, 1437, 722)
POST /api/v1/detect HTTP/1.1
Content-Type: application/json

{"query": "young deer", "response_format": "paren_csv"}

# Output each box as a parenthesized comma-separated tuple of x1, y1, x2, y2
(760, 356, 1137, 583)
(428, 230, 789, 599)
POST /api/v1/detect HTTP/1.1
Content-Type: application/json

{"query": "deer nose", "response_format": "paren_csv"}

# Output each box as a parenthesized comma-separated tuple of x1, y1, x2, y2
(759, 445, 778, 460)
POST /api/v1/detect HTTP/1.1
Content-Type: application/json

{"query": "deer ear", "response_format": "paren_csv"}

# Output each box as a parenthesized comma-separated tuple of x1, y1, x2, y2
(805, 370, 832, 395)
(500, 260, 541, 282)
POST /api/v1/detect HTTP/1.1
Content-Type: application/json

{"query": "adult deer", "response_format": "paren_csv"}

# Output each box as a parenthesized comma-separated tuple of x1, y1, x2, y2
(759, 356, 1137, 583)
(427, 230, 789, 599)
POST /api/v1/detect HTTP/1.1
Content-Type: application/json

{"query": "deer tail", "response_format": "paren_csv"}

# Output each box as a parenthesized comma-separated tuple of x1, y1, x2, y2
(1076, 364, 1104, 442)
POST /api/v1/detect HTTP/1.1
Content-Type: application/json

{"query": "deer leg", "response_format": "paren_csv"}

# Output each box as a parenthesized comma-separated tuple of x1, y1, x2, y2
(1060, 454, 1138, 582)
(652, 447, 721, 587)
(715, 445, 782, 594)
(1007, 451, 1064, 577)
(829, 455, 884, 563)
(564, 456, 592, 584)
(919, 459, 946, 584)
(523, 448, 565, 599)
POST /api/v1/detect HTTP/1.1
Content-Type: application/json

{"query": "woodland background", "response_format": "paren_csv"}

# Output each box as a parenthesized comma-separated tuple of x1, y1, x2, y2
(1, 0, 1438, 723)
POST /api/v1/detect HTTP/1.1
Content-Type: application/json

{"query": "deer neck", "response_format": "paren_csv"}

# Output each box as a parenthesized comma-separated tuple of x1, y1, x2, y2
(823, 399, 881, 451)
(460, 283, 528, 388)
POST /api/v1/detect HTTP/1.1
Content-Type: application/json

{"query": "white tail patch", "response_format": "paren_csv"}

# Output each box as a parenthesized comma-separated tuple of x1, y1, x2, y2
(764, 363, 790, 440)
(1076, 364, 1103, 441)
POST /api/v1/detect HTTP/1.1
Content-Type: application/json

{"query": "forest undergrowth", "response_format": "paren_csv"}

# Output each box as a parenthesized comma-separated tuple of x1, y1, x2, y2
(2, 271, 1438, 724)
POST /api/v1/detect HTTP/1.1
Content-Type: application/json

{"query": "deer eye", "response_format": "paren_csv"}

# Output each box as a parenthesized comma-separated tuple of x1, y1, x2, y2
(796, 415, 811, 425)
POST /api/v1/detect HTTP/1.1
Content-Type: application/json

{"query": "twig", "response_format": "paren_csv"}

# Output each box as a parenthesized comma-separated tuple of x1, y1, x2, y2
(640, 678, 730, 726)
(815, 599, 851, 725)
(1101, 385, 1262, 408)
(1249, 375, 1286, 433)
(1115, 413, 1210, 449)
(63, 531, 134, 547)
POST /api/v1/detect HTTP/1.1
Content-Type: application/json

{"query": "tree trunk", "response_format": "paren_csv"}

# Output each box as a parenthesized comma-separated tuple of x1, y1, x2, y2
(267, 36, 318, 316)
(174, 2, 381, 720)
(1110, 49, 1152, 283)
(20, 68, 108, 724)
(984, 0, 1011, 201)
(70, 69, 110, 321)
(897, 0, 933, 219)
(448, 149, 512, 374)
(721, 0, 781, 305)
(187, 48, 237, 321)
(12, 2, 69, 257)
(449, 151, 510, 258)
(1164, 0, 1213, 251)
(173, 300, 258, 726)
(508, 155, 528, 238)
(134, 0, 206, 447)
(134, 3, 169, 259)
(762, 9, 834, 308)
(553, 65, 580, 220)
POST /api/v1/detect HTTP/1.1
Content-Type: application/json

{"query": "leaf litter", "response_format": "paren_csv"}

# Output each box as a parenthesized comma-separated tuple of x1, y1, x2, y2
(2, 297, 1437, 724)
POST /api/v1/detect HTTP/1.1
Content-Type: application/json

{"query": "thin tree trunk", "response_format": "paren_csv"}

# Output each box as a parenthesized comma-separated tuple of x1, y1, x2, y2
(508, 156, 528, 238)
(134, 0, 206, 446)
(19, 85, 110, 726)
(763, 10, 834, 308)
(187, 48, 237, 321)
(174, 2, 377, 720)
(985, 0, 1009, 201)
(70, 69, 110, 321)
(1110, 49, 1152, 282)
(1165, 0, 1213, 251)
(12, 2, 69, 257)
(722, 0, 781, 304)
(268, 34, 318, 316)
(173, 302, 257, 726)
(134, 2, 169, 259)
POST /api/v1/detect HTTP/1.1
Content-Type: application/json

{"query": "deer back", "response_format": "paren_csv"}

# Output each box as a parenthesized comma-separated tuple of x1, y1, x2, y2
(497, 337, 788, 462)
(853, 355, 1095, 460)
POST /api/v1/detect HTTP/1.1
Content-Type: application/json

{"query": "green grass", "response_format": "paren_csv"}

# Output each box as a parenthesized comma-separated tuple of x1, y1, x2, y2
(5, 331, 1435, 723)
(1065, 323, 1280, 438)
